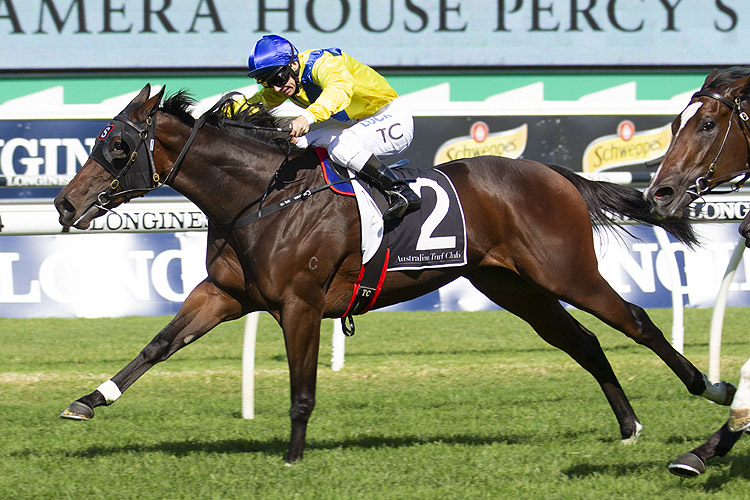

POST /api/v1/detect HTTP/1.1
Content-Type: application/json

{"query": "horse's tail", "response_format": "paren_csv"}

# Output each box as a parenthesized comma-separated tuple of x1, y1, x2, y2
(546, 164, 699, 248)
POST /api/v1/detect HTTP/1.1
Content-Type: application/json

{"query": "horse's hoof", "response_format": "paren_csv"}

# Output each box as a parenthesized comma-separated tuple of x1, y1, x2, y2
(60, 401, 94, 420)
(722, 382, 737, 406)
(621, 420, 643, 445)
(728, 408, 750, 433)
(668, 452, 705, 477)
(701, 376, 736, 406)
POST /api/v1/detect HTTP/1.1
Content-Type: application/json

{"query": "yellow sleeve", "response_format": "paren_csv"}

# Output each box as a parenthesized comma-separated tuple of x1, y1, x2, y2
(225, 88, 288, 116)
(306, 53, 354, 122)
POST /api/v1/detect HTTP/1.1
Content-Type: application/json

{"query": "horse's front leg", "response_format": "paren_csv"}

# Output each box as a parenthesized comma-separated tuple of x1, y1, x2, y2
(60, 279, 243, 420)
(670, 357, 750, 476)
(669, 422, 745, 477)
(277, 297, 324, 464)
(739, 211, 750, 247)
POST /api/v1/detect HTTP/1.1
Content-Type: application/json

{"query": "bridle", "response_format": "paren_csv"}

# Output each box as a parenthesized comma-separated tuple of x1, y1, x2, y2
(88, 93, 241, 212)
(686, 89, 750, 198)
(77, 91, 348, 230)
(88, 102, 161, 210)
(79, 92, 289, 225)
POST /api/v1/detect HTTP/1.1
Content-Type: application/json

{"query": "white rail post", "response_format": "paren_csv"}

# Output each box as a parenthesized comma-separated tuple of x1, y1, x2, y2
(708, 236, 745, 383)
(241, 311, 260, 419)
(653, 227, 685, 353)
(331, 319, 346, 371)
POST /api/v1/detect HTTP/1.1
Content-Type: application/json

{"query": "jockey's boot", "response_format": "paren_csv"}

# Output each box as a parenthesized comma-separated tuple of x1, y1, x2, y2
(359, 156, 421, 220)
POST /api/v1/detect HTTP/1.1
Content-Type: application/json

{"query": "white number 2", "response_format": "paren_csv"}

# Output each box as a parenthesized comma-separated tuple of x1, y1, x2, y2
(413, 177, 456, 251)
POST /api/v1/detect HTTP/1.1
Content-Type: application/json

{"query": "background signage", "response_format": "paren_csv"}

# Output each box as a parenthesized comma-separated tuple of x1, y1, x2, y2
(1, 1, 749, 70)
(2, 72, 747, 318)
(1, 223, 748, 318)
(0, 114, 683, 197)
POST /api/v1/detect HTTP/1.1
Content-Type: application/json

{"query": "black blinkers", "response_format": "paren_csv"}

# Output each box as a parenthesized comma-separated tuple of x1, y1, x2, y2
(89, 102, 160, 194)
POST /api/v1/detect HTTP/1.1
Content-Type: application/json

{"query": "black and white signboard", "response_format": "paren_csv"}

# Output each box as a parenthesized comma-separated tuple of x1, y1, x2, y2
(1, 1, 748, 70)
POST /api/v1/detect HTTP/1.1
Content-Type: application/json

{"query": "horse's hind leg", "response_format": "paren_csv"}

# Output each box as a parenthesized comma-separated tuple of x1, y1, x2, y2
(668, 422, 744, 477)
(468, 271, 642, 442)
(60, 279, 244, 420)
(556, 272, 735, 406)
(505, 219, 734, 406)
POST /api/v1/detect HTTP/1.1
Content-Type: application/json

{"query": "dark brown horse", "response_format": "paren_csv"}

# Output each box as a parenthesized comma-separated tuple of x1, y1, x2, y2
(56, 84, 734, 464)
(645, 67, 750, 477)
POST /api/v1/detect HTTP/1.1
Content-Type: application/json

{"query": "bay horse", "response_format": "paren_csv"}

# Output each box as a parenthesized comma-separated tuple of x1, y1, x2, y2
(645, 66, 750, 477)
(56, 84, 734, 464)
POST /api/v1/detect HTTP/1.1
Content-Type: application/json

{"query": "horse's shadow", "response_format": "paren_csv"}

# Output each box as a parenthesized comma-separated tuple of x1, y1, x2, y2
(18, 429, 749, 481)
(26, 425, 642, 461)
(29, 432, 537, 460)
(565, 454, 750, 485)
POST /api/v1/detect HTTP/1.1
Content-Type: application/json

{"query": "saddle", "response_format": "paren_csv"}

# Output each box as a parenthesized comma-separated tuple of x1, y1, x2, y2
(313, 148, 467, 334)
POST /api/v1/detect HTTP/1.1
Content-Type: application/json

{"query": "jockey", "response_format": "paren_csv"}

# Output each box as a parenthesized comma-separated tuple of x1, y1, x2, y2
(234, 34, 421, 221)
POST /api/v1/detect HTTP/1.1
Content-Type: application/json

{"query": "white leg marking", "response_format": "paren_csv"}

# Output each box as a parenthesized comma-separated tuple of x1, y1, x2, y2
(730, 358, 750, 410)
(96, 379, 122, 405)
(621, 420, 643, 445)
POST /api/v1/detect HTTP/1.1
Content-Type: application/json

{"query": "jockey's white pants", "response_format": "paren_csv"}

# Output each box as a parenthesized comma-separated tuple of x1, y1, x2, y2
(294, 97, 414, 171)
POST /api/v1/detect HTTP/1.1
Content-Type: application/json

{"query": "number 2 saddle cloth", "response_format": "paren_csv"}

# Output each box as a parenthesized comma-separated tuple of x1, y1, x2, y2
(314, 148, 467, 318)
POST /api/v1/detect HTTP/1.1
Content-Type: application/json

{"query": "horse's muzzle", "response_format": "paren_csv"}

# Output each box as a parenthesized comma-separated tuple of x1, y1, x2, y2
(54, 195, 77, 227)
(644, 184, 691, 220)
(54, 195, 100, 229)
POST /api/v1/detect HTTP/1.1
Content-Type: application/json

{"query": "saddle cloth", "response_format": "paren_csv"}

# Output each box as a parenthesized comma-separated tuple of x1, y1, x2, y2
(317, 148, 467, 271)
(315, 148, 467, 319)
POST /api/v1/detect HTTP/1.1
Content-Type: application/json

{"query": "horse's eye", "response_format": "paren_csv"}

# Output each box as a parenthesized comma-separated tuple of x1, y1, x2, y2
(110, 139, 129, 157)
(702, 120, 716, 132)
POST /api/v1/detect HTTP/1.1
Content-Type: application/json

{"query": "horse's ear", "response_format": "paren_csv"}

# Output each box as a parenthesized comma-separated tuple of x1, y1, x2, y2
(703, 69, 720, 88)
(131, 84, 151, 105)
(132, 85, 165, 122)
(730, 75, 750, 99)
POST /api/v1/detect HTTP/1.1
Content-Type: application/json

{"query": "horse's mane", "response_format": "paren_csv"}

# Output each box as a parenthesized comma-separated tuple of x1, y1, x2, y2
(160, 90, 296, 147)
(703, 66, 750, 91)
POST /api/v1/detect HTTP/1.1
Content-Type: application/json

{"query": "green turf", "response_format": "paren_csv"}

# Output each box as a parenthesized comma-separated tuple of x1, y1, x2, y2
(1, 309, 748, 499)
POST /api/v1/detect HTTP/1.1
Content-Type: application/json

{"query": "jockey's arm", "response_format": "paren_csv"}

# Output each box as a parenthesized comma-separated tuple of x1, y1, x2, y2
(305, 54, 354, 123)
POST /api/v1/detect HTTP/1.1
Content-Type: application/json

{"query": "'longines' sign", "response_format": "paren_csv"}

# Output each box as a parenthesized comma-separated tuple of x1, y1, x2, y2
(0, 1, 747, 69)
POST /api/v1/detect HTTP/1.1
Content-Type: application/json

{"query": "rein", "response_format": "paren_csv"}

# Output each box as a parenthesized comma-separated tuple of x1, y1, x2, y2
(87, 91, 351, 231)
(210, 177, 352, 231)
(83, 93, 238, 223)
(687, 89, 750, 198)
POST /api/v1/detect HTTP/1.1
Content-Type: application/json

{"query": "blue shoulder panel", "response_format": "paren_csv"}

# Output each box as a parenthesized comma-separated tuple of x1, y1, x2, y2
(292, 48, 350, 121)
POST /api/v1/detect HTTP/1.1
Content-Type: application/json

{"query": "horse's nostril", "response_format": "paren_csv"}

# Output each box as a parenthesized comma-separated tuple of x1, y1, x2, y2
(653, 186, 674, 201)
(56, 197, 76, 217)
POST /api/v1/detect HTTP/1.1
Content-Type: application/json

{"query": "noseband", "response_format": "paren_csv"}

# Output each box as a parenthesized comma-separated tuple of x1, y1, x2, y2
(688, 89, 750, 198)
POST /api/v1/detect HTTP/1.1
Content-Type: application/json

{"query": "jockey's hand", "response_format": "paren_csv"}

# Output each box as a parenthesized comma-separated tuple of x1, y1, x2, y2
(289, 116, 310, 137)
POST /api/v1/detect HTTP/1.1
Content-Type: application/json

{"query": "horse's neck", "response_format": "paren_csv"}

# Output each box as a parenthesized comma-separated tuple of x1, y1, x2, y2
(164, 126, 292, 224)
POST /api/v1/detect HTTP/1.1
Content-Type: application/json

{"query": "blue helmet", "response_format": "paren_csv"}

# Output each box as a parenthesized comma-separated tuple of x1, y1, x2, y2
(247, 35, 299, 80)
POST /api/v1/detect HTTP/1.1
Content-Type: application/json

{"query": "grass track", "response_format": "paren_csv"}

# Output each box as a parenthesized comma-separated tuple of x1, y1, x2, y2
(1, 309, 749, 499)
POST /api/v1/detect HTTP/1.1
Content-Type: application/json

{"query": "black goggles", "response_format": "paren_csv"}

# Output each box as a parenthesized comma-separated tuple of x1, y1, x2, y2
(258, 65, 294, 88)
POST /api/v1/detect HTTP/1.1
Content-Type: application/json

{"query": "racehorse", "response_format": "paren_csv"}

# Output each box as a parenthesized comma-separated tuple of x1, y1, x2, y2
(644, 66, 750, 477)
(55, 84, 734, 464)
